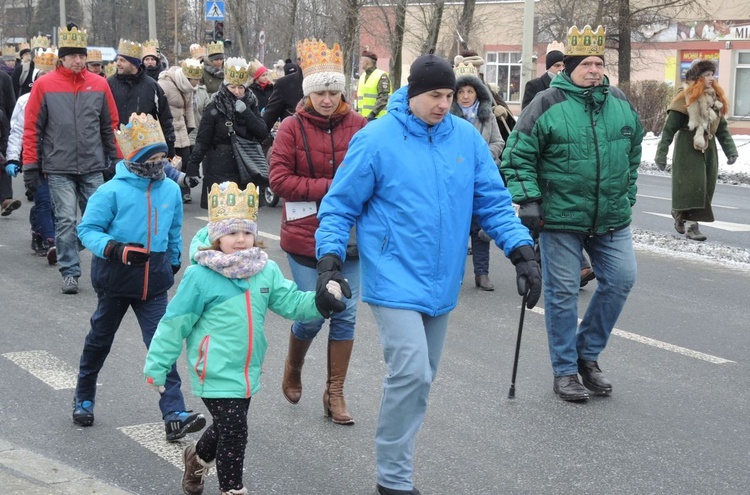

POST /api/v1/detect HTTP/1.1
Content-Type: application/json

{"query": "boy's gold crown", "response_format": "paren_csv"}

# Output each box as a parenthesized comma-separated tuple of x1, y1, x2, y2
(58, 26, 87, 49)
(453, 62, 478, 77)
(566, 25, 606, 57)
(142, 39, 159, 58)
(34, 48, 58, 72)
(118, 39, 142, 59)
(87, 49, 102, 62)
(116, 113, 166, 160)
(105, 61, 118, 77)
(224, 57, 249, 85)
(207, 41, 224, 56)
(296, 38, 343, 77)
(190, 43, 206, 59)
(209, 182, 258, 223)
(181, 59, 203, 79)
(31, 36, 50, 50)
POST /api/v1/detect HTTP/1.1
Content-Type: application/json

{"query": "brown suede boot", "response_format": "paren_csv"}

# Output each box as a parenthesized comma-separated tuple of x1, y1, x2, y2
(323, 339, 355, 425)
(282, 331, 313, 404)
(182, 442, 214, 495)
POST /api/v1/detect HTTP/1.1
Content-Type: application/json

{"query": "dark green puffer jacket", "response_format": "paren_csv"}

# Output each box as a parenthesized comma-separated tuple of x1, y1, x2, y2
(500, 73, 643, 235)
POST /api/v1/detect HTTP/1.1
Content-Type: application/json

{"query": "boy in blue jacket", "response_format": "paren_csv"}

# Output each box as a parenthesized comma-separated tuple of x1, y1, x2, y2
(73, 113, 205, 441)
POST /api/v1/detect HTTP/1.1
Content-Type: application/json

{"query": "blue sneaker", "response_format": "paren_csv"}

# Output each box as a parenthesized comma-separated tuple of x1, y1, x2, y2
(164, 411, 206, 442)
(72, 398, 95, 426)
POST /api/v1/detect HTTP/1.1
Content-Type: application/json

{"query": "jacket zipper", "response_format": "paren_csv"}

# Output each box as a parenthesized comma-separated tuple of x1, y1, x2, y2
(589, 100, 602, 234)
(194, 335, 210, 384)
(244, 290, 254, 398)
(142, 183, 152, 300)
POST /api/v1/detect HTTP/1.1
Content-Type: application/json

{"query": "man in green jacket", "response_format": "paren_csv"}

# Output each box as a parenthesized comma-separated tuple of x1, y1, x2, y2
(501, 25, 643, 402)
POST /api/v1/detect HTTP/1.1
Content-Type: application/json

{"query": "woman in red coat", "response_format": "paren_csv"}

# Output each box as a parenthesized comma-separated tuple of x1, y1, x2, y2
(269, 38, 367, 425)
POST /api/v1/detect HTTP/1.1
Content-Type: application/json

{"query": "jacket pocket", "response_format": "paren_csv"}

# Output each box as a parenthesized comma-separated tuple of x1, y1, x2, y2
(194, 335, 211, 384)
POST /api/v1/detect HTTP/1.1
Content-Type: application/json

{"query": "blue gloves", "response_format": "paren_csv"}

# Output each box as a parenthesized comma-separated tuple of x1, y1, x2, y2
(5, 161, 21, 177)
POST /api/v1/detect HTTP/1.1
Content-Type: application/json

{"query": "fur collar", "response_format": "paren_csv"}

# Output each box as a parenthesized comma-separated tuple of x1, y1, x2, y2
(449, 75, 494, 124)
(671, 83, 723, 152)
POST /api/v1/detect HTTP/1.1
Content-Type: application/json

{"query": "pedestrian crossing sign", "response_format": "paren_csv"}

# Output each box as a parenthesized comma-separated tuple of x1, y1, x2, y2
(205, 1, 225, 21)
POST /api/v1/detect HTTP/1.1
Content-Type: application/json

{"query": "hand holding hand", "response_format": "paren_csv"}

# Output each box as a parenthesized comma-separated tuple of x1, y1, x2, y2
(315, 255, 352, 318)
(727, 155, 737, 165)
(183, 175, 201, 188)
(509, 245, 542, 309)
(146, 378, 166, 394)
(326, 280, 343, 300)
(5, 162, 20, 177)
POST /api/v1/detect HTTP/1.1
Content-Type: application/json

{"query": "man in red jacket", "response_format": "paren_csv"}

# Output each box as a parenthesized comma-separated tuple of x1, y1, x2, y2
(23, 23, 119, 294)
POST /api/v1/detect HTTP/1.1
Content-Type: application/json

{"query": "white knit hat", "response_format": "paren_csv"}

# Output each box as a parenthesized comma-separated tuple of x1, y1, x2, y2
(302, 71, 345, 96)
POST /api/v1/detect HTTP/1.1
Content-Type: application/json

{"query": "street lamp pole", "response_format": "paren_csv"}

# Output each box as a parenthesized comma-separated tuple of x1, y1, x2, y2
(148, 0, 157, 39)
(59, 0, 66, 27)
(521, 0, 535, 103)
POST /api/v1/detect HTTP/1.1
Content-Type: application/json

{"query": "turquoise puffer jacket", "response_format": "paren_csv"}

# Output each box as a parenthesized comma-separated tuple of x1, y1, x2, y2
(501, 73, 643, 234)
(144, 227, 320, 399)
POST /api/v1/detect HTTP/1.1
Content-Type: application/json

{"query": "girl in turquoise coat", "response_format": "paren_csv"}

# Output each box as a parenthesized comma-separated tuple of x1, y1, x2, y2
(144, 182, 343, 495)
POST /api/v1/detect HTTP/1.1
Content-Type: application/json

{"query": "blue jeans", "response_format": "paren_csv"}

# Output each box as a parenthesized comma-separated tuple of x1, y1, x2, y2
(470, 216, 490, 275)
(539, 228, 637, 376)
(30, 177, 56, 241)
(47, 172, 102, 278)
(75, 292, 186, 418)
(370, 305, 450, 491)
(286, 254, 360, 341)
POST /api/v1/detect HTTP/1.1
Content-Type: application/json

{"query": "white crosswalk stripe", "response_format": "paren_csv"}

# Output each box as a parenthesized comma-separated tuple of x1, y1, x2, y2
(2, 350, 78, 389)
(644, 212, 750, 231)
(118, 423, 188, 469)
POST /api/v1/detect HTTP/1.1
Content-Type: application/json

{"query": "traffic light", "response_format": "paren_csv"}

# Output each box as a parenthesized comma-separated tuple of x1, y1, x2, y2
(214, 21, 224, 42)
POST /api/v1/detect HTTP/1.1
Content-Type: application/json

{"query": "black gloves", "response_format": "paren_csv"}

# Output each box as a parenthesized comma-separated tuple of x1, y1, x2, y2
(315, 254, 352, 318)
(509, 245, 542, 309)
(518, 201, 544, 239)
(727, 155, 737, 165)
(23, 166, 40, 194)
(102, 166, 116, 182)
(105, 240, 150, 266)
(184, 176, 201, 188)
(172, 264, 181, 275)
(167, 142, 176, 159)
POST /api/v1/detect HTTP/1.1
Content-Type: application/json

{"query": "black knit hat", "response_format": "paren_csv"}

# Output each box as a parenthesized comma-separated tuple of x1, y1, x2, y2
(545, 50, 564, 70)
(407, 52, 455, 99)
(563, 55, 604, 76)
(684, 59, 716, 81)
(283, 58, 298, 75)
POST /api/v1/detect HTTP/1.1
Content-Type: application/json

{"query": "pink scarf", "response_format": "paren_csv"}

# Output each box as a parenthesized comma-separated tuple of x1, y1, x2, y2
(193, 247, 268, 279)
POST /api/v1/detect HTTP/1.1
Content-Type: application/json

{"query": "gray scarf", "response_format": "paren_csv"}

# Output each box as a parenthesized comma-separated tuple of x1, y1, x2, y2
(125, 159, 167, 181)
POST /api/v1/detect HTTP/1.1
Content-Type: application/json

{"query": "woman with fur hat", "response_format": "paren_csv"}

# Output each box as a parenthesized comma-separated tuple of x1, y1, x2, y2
(185, 57, 269, 209)
(450, 63, 504, 291)
(655, 59, 738, 241)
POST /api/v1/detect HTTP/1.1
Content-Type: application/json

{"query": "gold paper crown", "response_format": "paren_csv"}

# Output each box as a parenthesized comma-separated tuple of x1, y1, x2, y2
(34, 48, 58, 72)
(117, 39, 142, 59)
(566, 25, 606, 57)
(546, 41, 565, 54)
(2, 45, 16, 57)
(296, 38, 343, 77)
(181, 59, 203, 79)
(208, 182, 258, 223)
(142, 39, 159, 59)
(207, 41, 224, 56)
(190, 43, 206, 59)
(105, 61, 118, 77)
(224, 57, 249, 85)
(31, 36, 50, 50)
(87, 49, 102, 62)
(58, 26, 87, 49)
(116, 113, 166, 160)
(453, 62, 478, 77)
(247, 59, 264, 77)
(19, 42, 30, 52)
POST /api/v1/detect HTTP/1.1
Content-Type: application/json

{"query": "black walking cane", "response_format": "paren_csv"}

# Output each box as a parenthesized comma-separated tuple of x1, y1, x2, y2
(508, 239, 539, 399)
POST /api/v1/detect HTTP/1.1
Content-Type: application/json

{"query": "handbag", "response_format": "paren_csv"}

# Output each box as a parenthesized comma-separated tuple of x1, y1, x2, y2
(226, 120, 269, 186)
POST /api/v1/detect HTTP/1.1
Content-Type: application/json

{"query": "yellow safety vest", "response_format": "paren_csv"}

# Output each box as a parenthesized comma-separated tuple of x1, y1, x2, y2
(357, 68, 390, 119)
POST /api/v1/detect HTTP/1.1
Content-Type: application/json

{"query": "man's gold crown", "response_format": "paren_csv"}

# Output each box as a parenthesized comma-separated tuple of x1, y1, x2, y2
(58, 26, 87, 49)
(181, 59, 203, 79)
(224, 57, 249, 85)
(142, 39, 159, 59)
(116, 113, 166, 160)
(34, 48, 58, 71)
(453, 62, 478, 77)
(31, 36, 50, 50)
(118, 39, 142, 59)
(105, 62, 118, 77)
(190, 43, 206, 59)
(566, 25, 606, 57)
(87, 49, 102, 62)
(296, 38, 343, 77)
(207, 41, 224, 56)
(209, 182, 258, 223)
(546, 41, 565, 54)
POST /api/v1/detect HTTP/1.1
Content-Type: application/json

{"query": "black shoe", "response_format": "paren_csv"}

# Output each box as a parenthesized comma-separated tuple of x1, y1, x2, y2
(579, 267, 596, 288)
(553, 374, 589, 401)
(577, 360, 612, 394)
(165, 411, 207, 442)
(377, 484, 422, 495)
(474, 274, 494, 291)
(72, 397, 95, 426)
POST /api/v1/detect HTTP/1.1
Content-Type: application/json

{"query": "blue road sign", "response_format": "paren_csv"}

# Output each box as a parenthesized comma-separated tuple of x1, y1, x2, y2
(205, 1, 225, 21)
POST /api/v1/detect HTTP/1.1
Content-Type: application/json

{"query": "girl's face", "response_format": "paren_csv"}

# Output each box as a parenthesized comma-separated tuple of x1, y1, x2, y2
(256, 72, 271, 84)
(219, 231, 255, 254)
(457, 85, 477, 107)
(702, 72, 715, 88)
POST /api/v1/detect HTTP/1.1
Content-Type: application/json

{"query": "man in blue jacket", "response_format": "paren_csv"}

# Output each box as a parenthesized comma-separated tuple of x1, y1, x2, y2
(314, 53, 542, 495)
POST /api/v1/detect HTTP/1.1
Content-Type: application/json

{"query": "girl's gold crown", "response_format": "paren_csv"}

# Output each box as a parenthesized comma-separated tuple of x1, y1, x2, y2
(181, 59, 203, 79)
(296, 38, 343, 77)
(34, 48, 58, 72)
(224, 57, 249, 85)
(208, 182, 258, 223)
(566, 25, 606, 57)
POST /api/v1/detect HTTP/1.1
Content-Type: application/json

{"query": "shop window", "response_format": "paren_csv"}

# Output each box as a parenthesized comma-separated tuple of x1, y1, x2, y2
(484, 51, 522, 103)
(733, 52, 750, 120)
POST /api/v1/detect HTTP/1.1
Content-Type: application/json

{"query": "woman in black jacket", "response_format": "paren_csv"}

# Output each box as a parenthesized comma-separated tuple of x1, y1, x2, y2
(186, 58, 269, 208)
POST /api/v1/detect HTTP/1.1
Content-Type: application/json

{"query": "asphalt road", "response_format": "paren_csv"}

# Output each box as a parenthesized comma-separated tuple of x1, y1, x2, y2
(0, 174, 748, 494)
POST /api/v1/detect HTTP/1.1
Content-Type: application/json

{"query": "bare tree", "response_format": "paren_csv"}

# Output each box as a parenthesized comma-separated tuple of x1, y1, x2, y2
(455, 0, 476, 48)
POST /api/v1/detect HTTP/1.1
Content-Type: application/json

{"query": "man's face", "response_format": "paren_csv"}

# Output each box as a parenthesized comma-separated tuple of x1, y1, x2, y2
(359, 57, 373, 73)
(409, 88, 454, 125)
(548, 61, 564, 76)
(116, 56, 138, 75)
(143, 56, 158, 68)
(61, 54, 86, 73)
(570, 56, 605, 87)
(210, 56, 224, 68)
(86, 62, 102, 74)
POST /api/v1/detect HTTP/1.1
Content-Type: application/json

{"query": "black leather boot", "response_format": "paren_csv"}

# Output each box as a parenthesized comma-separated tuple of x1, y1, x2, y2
(577, 360, 612, 394)
(553, 374, 589, 401)
(377, 484, 422, 495)
(474, 274, 494, 291)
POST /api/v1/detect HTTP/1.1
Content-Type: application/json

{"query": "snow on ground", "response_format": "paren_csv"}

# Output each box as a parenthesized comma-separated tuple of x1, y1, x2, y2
(635, 134, 750, 271)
